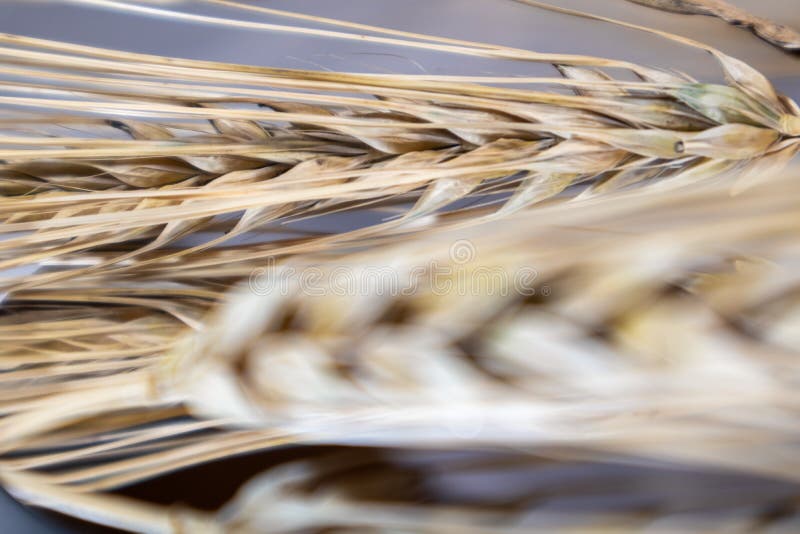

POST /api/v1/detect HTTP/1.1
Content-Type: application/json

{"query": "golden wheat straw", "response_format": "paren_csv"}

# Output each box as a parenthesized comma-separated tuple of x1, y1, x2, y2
(627, 0, 800, 52)
(0, 1, 797, 294)
(4, 170, 800, 531)
(1, 2, 800, 531)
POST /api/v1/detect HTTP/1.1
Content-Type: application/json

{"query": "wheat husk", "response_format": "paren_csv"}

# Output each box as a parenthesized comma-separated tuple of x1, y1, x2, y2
(0, 2, 799, 532)
(3, 170, 800, 530)
(0, 1, 797, 293)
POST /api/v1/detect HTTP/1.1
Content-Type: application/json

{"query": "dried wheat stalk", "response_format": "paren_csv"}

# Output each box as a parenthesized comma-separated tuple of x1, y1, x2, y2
(7, 448, 800, 533)
(4, 170, 800, 531)
(0, 0, 798, 295)
(0, 277, 219, 414)
(1, 2, 800, 532)
(627, 0, 800, 52)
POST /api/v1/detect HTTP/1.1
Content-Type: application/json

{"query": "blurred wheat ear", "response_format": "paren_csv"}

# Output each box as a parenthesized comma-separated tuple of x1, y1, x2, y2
(4, 171, 800, 532)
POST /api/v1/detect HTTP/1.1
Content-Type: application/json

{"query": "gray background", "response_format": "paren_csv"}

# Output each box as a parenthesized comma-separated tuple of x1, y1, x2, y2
(2, 1, 799, 95)
(0, 1, 798, 532)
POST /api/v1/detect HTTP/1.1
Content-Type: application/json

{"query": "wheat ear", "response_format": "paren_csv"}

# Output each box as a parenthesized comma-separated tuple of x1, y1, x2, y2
(1, 3, 800, 531)
(0, 1, 798, 293)
(3, 170, 800, 504)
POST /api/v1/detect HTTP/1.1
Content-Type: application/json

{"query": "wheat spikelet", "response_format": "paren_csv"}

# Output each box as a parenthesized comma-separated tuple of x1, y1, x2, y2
(3, 170, 800, 530)
(0, 1, 798, 294)
(1, 2, 799, 531)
